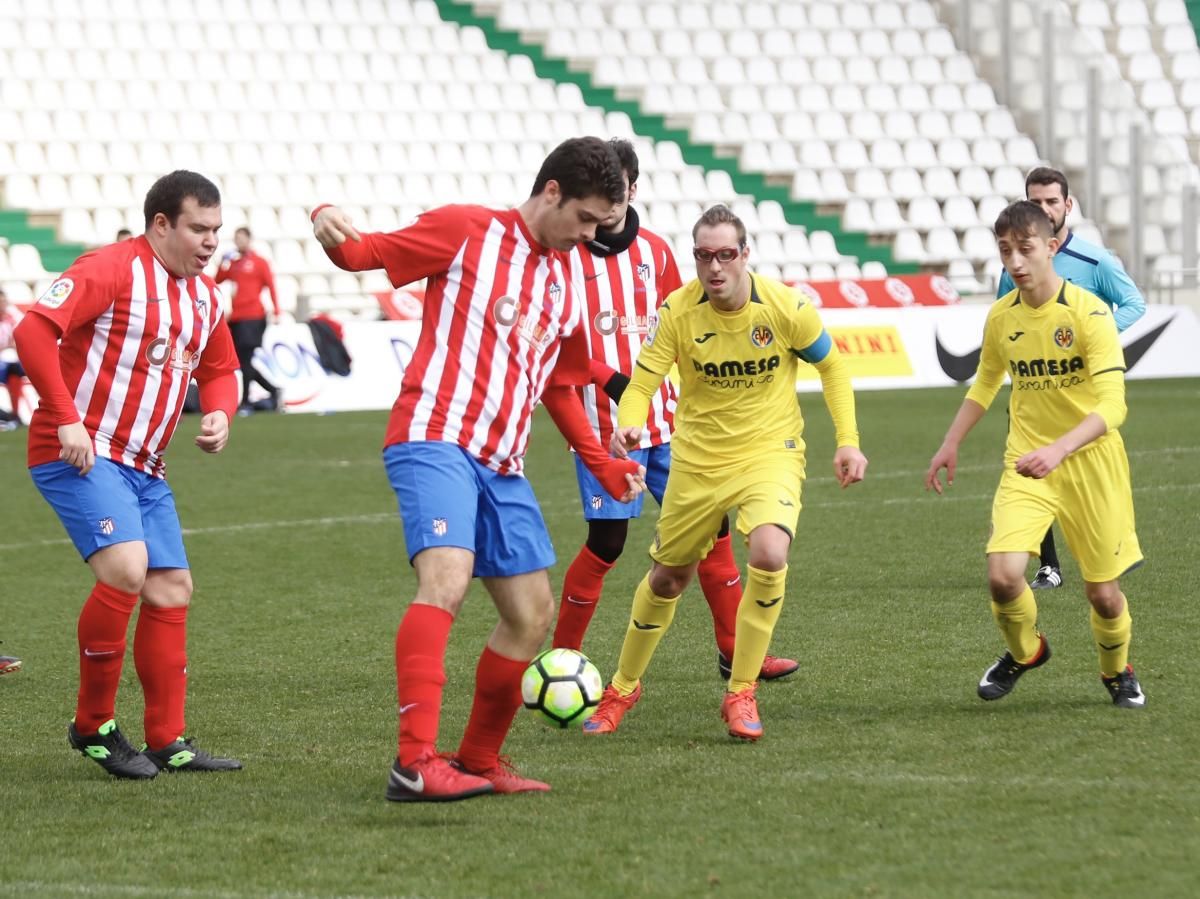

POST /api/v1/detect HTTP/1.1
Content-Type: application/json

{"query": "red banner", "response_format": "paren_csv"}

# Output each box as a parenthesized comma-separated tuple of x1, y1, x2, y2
(376, 275, 959, 319)
(790, 274, 960, 309)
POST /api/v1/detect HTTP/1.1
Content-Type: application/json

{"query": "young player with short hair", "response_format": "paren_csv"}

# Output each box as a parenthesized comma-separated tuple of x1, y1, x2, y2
(926, 200, 1145, 709)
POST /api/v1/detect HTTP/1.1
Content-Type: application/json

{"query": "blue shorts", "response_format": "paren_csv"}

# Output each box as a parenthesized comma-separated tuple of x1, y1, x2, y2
(0, 360, 24, 380)
(383, 441, 555, 578)
(574, 443, 672, 520)
(30, 458, 189, 568)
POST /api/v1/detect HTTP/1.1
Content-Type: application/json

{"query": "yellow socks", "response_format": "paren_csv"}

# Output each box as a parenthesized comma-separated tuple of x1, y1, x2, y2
(1091, 598, 1132, 678)
(991, 586, 1042, 664)
(729, 565, 788, 693)
(612, 574, 678, 696)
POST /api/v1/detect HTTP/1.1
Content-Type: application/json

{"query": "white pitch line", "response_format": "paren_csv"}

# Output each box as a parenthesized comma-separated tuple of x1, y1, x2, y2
(3, 883, 419, 899)
(1, 482, 1197, 553)
(0, 513, 397, 552)
(804, 443, 1200, 486)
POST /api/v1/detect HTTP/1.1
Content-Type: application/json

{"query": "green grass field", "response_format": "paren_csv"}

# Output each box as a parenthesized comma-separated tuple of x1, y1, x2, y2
(2, 380, 1198, 899)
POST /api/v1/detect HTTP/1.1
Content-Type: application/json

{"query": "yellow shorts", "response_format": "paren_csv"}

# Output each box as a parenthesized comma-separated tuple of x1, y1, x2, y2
(987, 432, 1142, 582)
(650, 451, 806, 567)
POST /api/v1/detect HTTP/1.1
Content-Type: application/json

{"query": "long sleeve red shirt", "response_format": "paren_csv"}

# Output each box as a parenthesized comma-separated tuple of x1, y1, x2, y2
(215, 251, 280, 321)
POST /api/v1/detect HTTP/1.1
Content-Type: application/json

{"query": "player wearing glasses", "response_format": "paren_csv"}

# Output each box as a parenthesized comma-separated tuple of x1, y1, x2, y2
(554, 140, 799, 684)
(584, 205, 868, 741)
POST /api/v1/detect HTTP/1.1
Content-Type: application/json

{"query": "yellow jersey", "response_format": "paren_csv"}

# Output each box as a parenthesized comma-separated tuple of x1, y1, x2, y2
(619, 274, 858, 472)
(967, 279, 1128, 459)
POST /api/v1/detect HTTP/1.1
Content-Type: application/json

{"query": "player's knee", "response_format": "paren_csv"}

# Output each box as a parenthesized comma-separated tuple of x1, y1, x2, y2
(987, 572, 1025, 602)
(746, 547, 788, 571)
(586, 521, 628, 563)
(530, 590, 555, 636)
(648, 567, 688, 598)
(1085, 581, 1123, 616)
(503, 589, 554, 640)
(102, 569, 146, 595)
(98, 560, 147, 595)
(413, 555, 473, 612)
(141, 569, 193, 608)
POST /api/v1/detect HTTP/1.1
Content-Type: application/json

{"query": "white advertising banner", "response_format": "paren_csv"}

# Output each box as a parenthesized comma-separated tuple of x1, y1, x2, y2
(249, 307, 1200, 414)
(252, 321, 421, 413)
(6, 308, 1196, 420)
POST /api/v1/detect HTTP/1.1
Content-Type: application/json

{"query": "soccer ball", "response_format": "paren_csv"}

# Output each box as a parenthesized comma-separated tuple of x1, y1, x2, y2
(521, 648, 604, 728)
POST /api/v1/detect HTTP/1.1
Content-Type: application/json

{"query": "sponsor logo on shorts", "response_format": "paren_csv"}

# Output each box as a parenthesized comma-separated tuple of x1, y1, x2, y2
(98, 517, 115, 535)
(432, 518, 447, 536)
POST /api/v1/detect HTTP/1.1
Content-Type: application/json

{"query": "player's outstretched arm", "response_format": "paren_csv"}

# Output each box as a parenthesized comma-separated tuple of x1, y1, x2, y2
(310, 205, 389, 273)
(925, 399, 987, 494)
(312, 205, 361, 248)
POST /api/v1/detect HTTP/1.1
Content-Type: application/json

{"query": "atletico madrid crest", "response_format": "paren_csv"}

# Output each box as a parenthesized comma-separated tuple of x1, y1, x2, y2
(432, 518, 448, 536)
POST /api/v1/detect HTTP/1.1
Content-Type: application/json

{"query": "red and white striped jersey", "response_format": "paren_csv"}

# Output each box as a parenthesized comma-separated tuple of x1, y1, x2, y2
(569, 225, 681, 449)
(24, 236, 238, 478)
(372, 205, 586, 475)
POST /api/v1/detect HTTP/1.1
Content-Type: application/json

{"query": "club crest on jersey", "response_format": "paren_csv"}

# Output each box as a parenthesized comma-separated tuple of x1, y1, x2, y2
(1054, 326, 1075, 349)
(637, 263, 651, 282)
(590, 494, 604, 510)
(547, 281, 563, 304)
(194, 295, 208, 316)
(432, 518, 448, 536)
(98, 517, 115, 536)
(39, 278, 75, 309)
(750, 323, 775, 348)
(146, 337, 201, 371)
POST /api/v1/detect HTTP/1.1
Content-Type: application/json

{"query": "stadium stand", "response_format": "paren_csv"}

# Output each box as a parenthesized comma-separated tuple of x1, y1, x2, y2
(0, 0, 1194, 309)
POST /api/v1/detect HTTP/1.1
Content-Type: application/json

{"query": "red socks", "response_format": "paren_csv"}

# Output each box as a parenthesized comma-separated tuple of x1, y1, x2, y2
(75, 582, 139, 734)
(457, 646, 528, 773)
(5, 374, 22, 420)
(395, 603, 453, 766)
(552, 545, 615, 650)
(134, 604, 189, 750)
(697, 534, 741, 660)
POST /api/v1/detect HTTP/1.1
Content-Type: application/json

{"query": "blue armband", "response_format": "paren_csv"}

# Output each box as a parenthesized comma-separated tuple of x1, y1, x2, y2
(795, 329, 833, 364)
